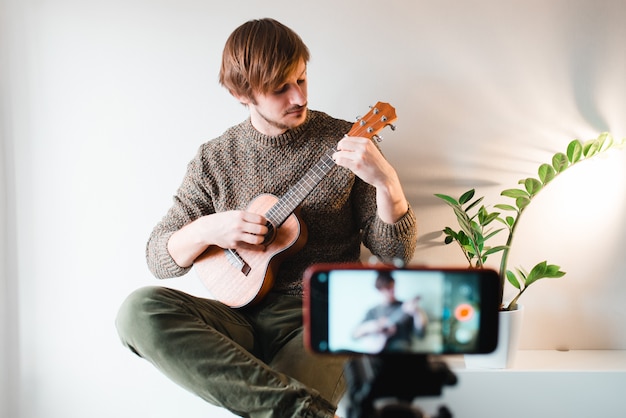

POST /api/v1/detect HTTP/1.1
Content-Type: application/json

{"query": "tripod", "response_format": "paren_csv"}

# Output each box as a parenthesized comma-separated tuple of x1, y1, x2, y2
(342, 354, 457, 418)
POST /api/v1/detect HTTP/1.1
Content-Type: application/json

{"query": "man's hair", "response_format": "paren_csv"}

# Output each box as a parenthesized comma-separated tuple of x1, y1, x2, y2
(219, 18, 310, 101)
(375, 271, 395, 290)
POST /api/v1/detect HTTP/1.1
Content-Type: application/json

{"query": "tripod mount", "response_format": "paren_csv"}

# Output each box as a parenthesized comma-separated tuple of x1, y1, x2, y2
(343, 354, 457, 418)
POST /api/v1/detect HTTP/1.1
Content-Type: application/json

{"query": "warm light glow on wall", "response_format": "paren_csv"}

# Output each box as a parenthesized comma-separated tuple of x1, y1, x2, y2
(544, 141, 626, 228)
(505, 135, 626, 263)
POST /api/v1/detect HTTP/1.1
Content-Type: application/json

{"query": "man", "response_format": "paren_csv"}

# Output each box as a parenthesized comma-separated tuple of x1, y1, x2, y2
(116, 18, 417, 418)
(352, 272, 428, 353)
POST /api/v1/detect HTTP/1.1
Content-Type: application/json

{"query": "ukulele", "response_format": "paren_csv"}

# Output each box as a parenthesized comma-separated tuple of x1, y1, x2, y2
(194, 102, 398, 308)
(353, 296, 426, 354)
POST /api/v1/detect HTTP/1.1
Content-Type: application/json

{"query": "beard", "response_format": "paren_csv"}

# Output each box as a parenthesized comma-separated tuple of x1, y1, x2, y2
(258, 104, 308, 132)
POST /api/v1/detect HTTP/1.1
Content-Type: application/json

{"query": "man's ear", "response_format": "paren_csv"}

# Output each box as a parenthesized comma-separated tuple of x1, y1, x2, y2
(232, 91, 252, 106)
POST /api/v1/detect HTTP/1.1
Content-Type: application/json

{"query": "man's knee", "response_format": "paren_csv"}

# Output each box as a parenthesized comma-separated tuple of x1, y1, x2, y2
(115, 286, 172, 355)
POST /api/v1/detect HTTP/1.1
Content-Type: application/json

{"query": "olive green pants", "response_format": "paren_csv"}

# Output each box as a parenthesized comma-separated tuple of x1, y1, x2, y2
(115, 286, 346, 417)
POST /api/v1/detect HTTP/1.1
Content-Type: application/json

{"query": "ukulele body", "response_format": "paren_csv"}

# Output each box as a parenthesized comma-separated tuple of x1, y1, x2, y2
(194, 193, 307, 308)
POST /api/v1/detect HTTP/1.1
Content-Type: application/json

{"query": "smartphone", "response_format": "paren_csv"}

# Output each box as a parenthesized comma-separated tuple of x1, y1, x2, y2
(303, 264, 500, 355)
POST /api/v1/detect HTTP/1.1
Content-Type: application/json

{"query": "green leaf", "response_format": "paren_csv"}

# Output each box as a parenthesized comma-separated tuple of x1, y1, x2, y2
(457, 231, 470, 245)
(567, 139, 583, 163)
(538, 163, 556, 184)
(583, 139, 600, 157)
(452, 208, 473, 235)
(520, 261, 567, 289)
(597, 132, 613, 152)
(483, 228, 505, 241)
(505, 216, 515, 226)
(506, 270, 521, 289)
(479, 211, 500, 227)
(476, 207, 486, 224)
(459, 189, 475, 205)
(552, 152, 569, 173)
(434, 193, 458, 206)
(516, 196, 531, 210)
(494, 204, 517, 212)
(544, 264, 566, 278)
(444, 235, 454, 244)
(484, 245, 508, 256)
(524, 178, 543, 196)
(470, 219, 483, 234)
(464, 197, 484, 213)
(462, 244, 476, 255)
(501, 188, 530, 199)
(525, 261, 548, 286)
(442, 226, 456, 235)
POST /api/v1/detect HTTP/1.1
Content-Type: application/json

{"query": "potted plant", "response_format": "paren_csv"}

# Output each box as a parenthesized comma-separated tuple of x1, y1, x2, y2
(435, 132, 624, 367)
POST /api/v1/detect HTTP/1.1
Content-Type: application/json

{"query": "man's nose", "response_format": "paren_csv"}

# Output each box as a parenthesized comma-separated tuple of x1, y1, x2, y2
(289, 85, 306, 105)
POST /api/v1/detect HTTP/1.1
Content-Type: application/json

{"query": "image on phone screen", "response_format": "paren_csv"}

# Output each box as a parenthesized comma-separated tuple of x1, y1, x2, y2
(312, 268, 492, 354)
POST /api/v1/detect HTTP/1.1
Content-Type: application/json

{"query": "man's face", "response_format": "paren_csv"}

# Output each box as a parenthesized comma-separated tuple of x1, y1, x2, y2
(239, 59, 308, 136)
(380, 283, 396, 304)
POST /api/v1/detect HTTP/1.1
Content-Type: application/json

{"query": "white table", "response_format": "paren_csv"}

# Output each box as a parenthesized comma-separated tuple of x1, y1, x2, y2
(414, 350, 626, 417)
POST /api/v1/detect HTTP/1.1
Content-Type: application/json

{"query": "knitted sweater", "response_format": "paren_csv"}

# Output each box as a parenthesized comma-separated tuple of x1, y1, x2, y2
(146, 110, 417, 297)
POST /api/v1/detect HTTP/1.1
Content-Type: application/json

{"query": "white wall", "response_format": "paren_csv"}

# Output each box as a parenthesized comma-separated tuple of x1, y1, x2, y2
(1, 31, 7, 416)
(0, 41, 9, 418)
(1, 0, 625, 417)
(1, 1, 19, 417)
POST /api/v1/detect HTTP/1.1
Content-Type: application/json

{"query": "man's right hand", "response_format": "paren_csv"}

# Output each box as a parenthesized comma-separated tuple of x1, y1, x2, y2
(166, 210, 269, 268)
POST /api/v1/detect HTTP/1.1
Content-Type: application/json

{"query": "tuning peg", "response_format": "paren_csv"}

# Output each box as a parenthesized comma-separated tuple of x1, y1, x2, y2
(372, 134, 383, 142)
(389, 124, 397, 131)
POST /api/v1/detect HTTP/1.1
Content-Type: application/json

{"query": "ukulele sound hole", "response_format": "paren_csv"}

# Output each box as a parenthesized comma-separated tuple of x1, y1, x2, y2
(261, 221, 277, 246)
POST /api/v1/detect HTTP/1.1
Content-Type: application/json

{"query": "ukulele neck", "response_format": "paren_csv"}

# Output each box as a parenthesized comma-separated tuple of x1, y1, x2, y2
(265, 148, 335, 227)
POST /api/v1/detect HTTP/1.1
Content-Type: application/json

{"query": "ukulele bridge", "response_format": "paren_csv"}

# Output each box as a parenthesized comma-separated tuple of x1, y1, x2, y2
(224, 249, 251, 276)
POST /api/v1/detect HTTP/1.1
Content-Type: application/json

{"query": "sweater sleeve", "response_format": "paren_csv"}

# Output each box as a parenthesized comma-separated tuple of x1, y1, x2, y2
(354, 175, 418, 265)
(364, 204, 418, 264)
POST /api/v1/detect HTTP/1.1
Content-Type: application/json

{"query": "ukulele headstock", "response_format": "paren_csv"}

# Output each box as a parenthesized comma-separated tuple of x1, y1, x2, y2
(348, 102, 397, 141)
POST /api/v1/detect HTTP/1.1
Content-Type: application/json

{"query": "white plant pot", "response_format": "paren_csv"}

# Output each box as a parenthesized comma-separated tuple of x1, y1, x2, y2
(464, 304, 524, 369)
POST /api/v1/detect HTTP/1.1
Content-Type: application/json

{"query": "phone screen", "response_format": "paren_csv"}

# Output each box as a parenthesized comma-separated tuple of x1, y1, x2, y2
(304, 265, 499, 355)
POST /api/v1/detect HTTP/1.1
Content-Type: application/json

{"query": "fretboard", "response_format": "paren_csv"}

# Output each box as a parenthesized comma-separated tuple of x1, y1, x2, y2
(265, 147, 336, 227)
